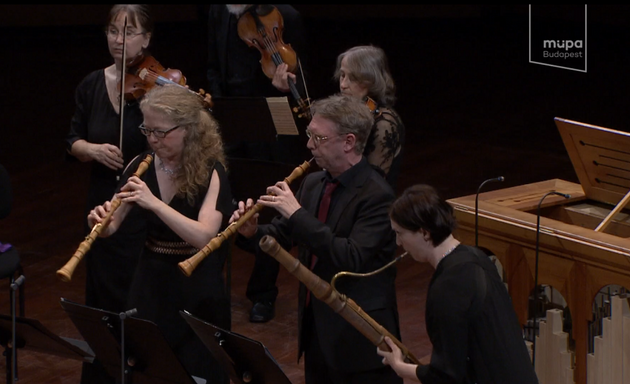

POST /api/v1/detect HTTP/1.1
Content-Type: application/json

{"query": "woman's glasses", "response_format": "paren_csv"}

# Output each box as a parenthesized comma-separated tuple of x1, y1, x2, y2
(138, 124, 181, 138)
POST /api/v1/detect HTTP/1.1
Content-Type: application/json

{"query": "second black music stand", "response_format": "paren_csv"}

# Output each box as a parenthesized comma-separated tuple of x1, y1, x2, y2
(60, 298, 205, 384)
(181, 310, 291, 384)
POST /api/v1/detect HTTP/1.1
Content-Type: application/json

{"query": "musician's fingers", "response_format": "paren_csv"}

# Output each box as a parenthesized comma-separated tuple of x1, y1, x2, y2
(275, 181, 290, 192)
(273, 62, 287, 76)
(93, 205, 106, 218)
(102, 155, 121, 170)
(106, 144, 123, 158)
(235, 201, 249, 218)
(383, 336, 396, 350)
(257, 194, 271, 204)
(126, 176, 142, 186)
(267, 184, 283, 196)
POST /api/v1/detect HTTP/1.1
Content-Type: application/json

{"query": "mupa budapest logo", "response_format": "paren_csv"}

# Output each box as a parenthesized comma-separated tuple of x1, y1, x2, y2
(529, 5, 587, 72)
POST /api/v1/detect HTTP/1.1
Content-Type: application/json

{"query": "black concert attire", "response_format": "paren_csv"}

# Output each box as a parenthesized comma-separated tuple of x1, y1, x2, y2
(365, 105, 405, 193)
(419, 244, 539, 383)
(66, 69, 148, 384)
(237, 157, 403, 383)
(125, 152, 232, 383)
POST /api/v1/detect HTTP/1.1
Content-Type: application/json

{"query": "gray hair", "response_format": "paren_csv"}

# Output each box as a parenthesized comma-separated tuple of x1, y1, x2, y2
(309, 93, 373, 154)
(333, 45, 397, 107)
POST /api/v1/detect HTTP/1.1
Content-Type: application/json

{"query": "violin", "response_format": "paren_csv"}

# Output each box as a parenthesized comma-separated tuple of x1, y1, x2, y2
(237, 4, 310, 119)
(118, 53, 214, 109)
(121, 53, 187, 100)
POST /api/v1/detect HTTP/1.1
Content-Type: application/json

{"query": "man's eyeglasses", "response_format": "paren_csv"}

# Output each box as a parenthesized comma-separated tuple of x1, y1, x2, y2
(139, 123, 181, 139)
(305, 129, 337, 147)
(105, 28, 144, 40)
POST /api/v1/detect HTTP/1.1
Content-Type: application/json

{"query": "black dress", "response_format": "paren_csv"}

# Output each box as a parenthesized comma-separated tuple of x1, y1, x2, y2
(65, 69, 148, 312)
(66, 69, 148, 384)
(125, 152, 233, 383)
(364, 106, 405, 193)
(417, 245, 539, 383)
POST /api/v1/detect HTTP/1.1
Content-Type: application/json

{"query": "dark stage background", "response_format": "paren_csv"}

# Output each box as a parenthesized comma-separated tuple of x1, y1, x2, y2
(1, 4, 630, 383)
(2, 5, 630, 195)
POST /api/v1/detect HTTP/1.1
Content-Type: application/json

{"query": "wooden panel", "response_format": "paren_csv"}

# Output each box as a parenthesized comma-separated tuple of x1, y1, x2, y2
(448, 177, 630, 384)
(556, 118, 630, 206)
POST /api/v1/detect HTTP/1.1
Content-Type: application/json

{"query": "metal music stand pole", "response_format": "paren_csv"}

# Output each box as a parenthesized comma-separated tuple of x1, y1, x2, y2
(119, 308, 137, 384)
(10, 275, 25, 384)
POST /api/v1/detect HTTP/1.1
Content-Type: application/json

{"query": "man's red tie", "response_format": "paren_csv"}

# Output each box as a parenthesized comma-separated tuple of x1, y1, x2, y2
(306, 181, 338, 306)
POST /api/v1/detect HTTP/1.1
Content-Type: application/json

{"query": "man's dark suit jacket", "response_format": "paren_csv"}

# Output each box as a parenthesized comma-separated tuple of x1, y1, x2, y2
(244, 157, 401, 373)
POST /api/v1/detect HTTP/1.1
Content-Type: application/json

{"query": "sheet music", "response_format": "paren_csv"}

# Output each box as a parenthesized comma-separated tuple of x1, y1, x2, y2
(266, 97, 299, 135)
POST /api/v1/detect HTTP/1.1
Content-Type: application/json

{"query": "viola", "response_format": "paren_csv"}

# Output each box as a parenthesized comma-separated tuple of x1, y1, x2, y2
(237, 5, 310, 119)
(121, 53, 187, 100)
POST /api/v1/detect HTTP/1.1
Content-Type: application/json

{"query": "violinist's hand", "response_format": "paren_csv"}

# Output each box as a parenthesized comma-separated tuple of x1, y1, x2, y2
(272, 63, 296, 93)
(259, 181, 301, 219)
(229, 199, 258, 238)
(92, 143, 124, 170)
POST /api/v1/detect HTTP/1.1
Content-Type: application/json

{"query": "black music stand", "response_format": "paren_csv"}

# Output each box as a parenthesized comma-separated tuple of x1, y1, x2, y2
(0, 314, 94, 382)
(181, 310, 291, 384)
(60, 298, 205, 384)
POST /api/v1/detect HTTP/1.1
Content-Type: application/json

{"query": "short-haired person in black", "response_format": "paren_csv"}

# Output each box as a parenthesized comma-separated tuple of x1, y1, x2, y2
(378, 184, 539, 383)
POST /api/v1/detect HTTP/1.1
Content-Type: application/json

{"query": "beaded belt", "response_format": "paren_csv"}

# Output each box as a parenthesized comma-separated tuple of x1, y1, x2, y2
(145, 237, 199, 256)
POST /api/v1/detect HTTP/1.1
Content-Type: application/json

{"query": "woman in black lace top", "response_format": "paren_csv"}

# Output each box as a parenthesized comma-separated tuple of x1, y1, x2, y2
(334, 45, 405, 192)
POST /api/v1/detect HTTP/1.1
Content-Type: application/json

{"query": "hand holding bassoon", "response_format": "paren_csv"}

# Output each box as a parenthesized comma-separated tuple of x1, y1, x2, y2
(258, 234, 420, 365)
(57, 154, 153, 282)
(178, 159, 312, 277)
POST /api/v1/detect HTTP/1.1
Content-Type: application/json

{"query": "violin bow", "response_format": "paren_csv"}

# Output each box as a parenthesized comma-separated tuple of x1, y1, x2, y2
(117, 16, 128, 181)
(296, 57, 311, 115)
